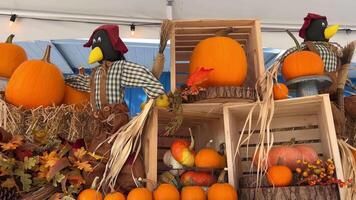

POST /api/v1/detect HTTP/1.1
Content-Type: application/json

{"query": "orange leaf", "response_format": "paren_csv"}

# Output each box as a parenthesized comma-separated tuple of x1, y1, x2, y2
(74, 161, 93, 172)
(40, 151, 60, 168)
(0, 135, 23, 151)
(73, 147, 87, 160)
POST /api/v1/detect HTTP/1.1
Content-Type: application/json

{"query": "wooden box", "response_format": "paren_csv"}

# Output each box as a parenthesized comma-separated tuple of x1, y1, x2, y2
(142, 103, 228, 190)
(170, 19, 265, 93)
(223, 94, 344, 199)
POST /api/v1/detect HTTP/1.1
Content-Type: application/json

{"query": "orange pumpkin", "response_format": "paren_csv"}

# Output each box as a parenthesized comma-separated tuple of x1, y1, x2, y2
(104, 192, 125, 200)
(5, 45, 65, 109)
(127, 188, 152, 200)
(190, 36, 247, 86)
(273, 83, 289, 100)
(153, 184, 180, 200)
(0, 34, 27, 78)
(181, 186, 206, 200)
(267, 165, 293, 187)
(63, 68, 90, 106)
(77, 189, 103, 200)
(207, 183, 237, 200)
(195, 148, 226, 168)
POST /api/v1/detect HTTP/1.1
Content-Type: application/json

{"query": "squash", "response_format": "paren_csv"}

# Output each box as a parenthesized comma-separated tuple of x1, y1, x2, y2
(5, 45, 65, 108)
(207, 183, 237, 200)
(163, 150, 185, 176)
(171, 129, 195, 167)
(267, 165, 293, 187)
(195, 148, 225, 169)
(77, 177, 103, 200)
(0, 34, 27, 78)
(153, 183, 180, 200)
(104, 192, 125, 200)
(282, 30, 324, 81)
(180, 171, 216, 187)
(254, 141, 318, 170)
(127, 188, 152, 200)
(63, 68, 90, 106)
(181, 186, 206, 200)
(190, 28, 247, 87)
(273, 83, 288, 100)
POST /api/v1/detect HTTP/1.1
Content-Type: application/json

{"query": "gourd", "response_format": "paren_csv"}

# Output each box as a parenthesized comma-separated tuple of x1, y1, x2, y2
(153, 183, 180, 200)
(267, 164, 293, 187)
(273, 83, 288, 100)
(181, 186, 206, 200)
(171, 129, 195, 167)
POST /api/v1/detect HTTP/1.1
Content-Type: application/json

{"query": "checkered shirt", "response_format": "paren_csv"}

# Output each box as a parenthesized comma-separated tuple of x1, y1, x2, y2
(280, 41, 342, 72)
(65, 60, 165, 109)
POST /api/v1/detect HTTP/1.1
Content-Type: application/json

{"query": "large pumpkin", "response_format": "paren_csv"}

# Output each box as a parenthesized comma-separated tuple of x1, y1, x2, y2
(0, 34, 27, 78)
(181, 186, 206, 200)
(282, 51, 324, 81)
(127, 188, 152, 200)
(153, 184, 180, 200)
(207, 183, 237, 200)
(63, 68, 90, 106)
(5, 45, 65, 108)
(190, 36, 247, 86)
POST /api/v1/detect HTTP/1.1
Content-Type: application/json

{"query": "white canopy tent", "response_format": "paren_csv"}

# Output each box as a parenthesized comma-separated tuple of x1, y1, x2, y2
(0, 0, 355, 54)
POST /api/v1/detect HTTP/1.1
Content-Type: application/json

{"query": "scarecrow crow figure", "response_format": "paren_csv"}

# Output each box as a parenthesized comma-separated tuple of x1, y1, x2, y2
(280, 13, 355, 136)
(65, 24, 165, 190)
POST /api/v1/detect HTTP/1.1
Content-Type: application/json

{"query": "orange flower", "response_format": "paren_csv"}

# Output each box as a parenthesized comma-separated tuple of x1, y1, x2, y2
(73, 161, 93, 172)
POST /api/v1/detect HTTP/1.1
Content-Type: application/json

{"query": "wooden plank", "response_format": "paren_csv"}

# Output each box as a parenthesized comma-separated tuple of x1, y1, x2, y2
(175, 26, 252, 34)
(175, 51, 191, 61)
(175, 63, 189, 73)
(175, 34, 249, 41)
(176, 74, 189, 85)
(176, 39, 248, 47)
(170, 26, 176, 92)
(143, 109, 158, 190)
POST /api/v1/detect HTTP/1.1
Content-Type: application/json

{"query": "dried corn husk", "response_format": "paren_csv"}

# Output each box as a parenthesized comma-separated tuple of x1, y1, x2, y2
(337, 139, 356, 199)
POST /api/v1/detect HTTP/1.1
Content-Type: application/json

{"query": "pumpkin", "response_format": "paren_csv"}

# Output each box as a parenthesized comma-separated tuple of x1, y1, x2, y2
(153, 184, 180, 200)
(63, 68, 90, 106)
(273, 83, 288, 100)
(180, 171, 216, 186)
(267, 165, 293, 187)
(190, 35, 247, 87)
(195, 148, 226, 169)
(104, 192, 125, 200)
(171, 130, 195, 167)
(181, 186, 206, 200)
(127, 188, 152, 200)
(254, 143, 318, 170)
(0, 34, 27, 78)
(5, 45, 65, 108)
(207, 183, 237, 200)
(77, 189, 103, 200)
(282, 30, 324, 81)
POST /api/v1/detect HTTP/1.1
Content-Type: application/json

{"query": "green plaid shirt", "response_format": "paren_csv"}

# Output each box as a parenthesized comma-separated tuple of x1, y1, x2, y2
(280, 41, 342, 72)
(65, 60, 165, 109)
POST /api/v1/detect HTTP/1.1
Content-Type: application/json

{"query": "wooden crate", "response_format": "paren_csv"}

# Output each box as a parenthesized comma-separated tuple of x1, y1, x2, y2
(142, 103, 228, 190)
(170, 19, 265, 92)
(223, 94, 345, 199)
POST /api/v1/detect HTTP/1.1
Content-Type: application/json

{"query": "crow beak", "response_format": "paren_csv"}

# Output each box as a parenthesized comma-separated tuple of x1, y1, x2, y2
(88, 47, 103, 64)
(324, 24, 339, 40)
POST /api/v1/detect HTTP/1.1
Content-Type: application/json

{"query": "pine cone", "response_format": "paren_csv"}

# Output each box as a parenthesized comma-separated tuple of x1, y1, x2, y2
(0, 187, 21, 200)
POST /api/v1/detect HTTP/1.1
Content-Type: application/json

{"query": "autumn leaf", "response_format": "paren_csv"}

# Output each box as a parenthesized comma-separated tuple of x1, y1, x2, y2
(40, 151, 60, 168)
(0, 135, 23, 151)
(73, 147, 87, 160)
(67, 174, 85, 187)
(73, 161, 93, 172)
(23, 157, 38, 170)
(52, 173, 65, 187)
(14, 169, 32, 192)
(1, 178, 17, 188)
(37, 165, 49, 179)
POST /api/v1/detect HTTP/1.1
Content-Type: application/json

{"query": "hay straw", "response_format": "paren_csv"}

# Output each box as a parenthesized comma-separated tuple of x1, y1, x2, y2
(234, 61, 280, 187)
(337, 139, 356, 199)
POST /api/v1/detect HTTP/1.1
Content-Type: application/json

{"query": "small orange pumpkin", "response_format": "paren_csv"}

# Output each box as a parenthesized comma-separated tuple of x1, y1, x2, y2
(267, 165, 293, 187)
(195, 148, 226, 168)
(77, 189, 103, 200)
(104, 192, 125, 200)
(273, 83, 289, 100)
(190, 36, 247, 87)
(127, 188, 152, 200)
(0, 34, 27, 78)
(5, 45, 65, 108)
(181, 186, 206, 200)
(153, 184, 180, 200)
(282, 30, 324, 81)
(207, 183, 237, 200)
(63, 68, 90, 106)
